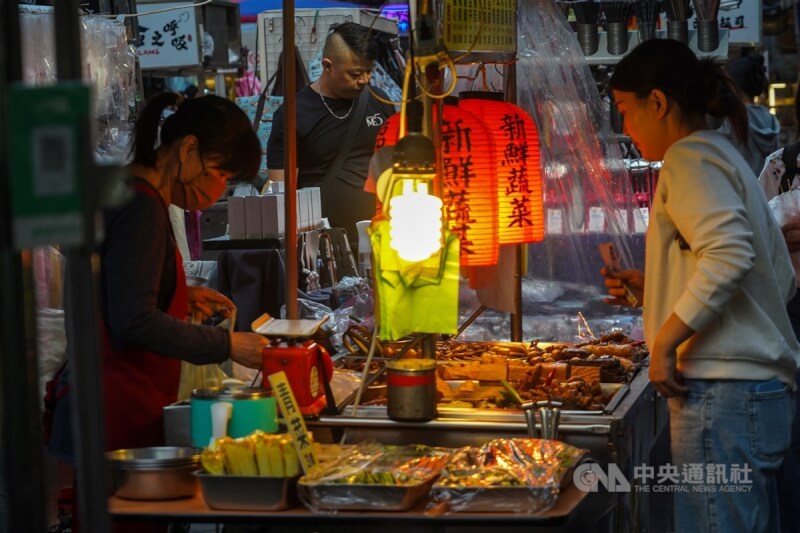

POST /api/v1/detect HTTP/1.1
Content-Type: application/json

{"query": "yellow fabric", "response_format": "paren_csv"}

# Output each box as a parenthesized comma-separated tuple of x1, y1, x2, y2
(370, 220, 460, 341)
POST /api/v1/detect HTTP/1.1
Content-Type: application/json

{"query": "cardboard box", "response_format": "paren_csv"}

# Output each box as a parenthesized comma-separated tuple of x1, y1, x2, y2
(260, 194, 284, 236)
(244, 195, 263, 239)
(227, 196, 246, 239)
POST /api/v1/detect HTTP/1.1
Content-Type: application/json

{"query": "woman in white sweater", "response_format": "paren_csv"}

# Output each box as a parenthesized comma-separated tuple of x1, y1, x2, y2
(603, 39, 799, 533)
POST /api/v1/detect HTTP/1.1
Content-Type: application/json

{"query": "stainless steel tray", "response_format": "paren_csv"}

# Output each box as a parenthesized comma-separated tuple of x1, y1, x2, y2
(431, 484, 560, 513)
(299, 478, 436, 512)
(195, 471, 298, 511)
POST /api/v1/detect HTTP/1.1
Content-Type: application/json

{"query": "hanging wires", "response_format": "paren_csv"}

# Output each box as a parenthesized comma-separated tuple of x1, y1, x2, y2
(95, 0, 213, 18)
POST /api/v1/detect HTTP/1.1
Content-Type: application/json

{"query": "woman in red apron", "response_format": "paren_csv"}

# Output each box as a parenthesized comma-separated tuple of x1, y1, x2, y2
(46, 93, 267, 532)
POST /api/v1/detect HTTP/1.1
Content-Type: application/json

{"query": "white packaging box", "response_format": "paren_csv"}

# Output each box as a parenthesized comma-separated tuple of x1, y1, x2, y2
(244, 196, 263, 239)
(296, 190, 302, 229)
(298, 188, 311, 231)
(309, 187, 321, 226)
(260, 194, 285, 236)
(227, 196, 246, 239)
(305, 188, 315, 229)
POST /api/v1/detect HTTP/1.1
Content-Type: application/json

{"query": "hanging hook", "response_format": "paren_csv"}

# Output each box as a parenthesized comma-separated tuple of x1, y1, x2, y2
(310, 10, 319, 44)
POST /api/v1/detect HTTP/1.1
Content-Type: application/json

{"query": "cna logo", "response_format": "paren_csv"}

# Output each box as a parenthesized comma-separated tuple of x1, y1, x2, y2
(573, 463, 632, 493)
(366, 113, 385, 127)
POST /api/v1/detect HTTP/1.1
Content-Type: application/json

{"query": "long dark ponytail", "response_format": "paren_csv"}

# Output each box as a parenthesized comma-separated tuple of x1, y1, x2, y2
(610, 39, 748, 145)
(130, 93, 261, 181)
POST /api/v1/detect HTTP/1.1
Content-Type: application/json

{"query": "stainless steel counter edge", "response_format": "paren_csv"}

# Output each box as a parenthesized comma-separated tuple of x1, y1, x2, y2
(308, 416, 611, 434)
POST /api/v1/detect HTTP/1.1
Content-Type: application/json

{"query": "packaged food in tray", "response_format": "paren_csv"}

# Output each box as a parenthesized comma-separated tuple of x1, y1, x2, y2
(298, 442, 450, 512)
(431, 438, 588, 513)
(201, 431, 302, 477)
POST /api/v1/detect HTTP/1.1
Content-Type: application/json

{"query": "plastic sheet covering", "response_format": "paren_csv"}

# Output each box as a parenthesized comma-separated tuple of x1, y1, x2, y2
(517, 0, 639, 261)
(431, 438, 587, 513)
(19, 7, 137, 164)
(455, 0, 644, 342)
(298, 442, 450, 512)
(33, 247, 67, 406)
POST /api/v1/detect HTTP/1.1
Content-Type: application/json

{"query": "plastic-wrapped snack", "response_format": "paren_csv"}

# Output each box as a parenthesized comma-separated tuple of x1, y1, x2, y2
(298, 442, 450, 512)
(431, 438, 588, 513)
(200, 448, 226, 476)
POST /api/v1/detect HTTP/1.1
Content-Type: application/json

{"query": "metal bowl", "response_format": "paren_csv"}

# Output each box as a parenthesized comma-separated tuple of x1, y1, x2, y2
(106, 447, 201, 500)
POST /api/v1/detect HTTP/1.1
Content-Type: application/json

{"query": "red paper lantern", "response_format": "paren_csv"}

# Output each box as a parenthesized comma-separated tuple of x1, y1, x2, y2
(375, 106, 499, 267)
(459, 97, 545, 244)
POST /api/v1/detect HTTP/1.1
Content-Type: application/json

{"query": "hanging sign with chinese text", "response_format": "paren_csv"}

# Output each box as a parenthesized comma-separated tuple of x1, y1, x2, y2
(135, 2, 201, 69)
(459, 98, 544, 245)
(688, 0, 761, 45)
(375, 107, 499, 267)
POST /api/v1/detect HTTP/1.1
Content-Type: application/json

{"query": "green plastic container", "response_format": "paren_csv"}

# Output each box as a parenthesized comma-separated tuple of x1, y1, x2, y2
(191, 387, 278, 447)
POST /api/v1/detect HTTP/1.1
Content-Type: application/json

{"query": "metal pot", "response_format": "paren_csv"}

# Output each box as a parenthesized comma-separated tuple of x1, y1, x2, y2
(191, 386, 278, 447)
(386, 359, 437, 422)
(106, 447, 200, 500)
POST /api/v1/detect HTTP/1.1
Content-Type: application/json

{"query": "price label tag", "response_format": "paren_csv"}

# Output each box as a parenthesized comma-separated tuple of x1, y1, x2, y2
(268, 371, 318, 473)
(634, 207, 649, 233)
(547, 208, 563, 234)
(588, 207, 606, 233)
(610, 208, 629, 234)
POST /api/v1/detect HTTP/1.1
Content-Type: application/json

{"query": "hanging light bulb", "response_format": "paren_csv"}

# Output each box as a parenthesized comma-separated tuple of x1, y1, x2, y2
(388, 133, 443, 262)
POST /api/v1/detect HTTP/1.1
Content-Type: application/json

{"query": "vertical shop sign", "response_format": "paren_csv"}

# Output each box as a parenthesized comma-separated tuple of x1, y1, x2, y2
(441, 117, 476, 256)
(136, 2, 201, 69)
(8, 83, 89, 249)
(267, 371, 318, 473)
(442, 0, 517, 53)
(440, 107, 498, 267)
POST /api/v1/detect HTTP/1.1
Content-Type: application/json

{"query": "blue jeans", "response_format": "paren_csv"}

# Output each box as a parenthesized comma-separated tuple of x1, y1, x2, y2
(669, 379, 793, 533)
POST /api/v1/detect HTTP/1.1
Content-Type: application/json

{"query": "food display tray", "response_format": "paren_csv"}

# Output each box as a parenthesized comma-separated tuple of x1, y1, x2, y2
(431, 484, 560, 513)
(195, 471, 298, 511)
(299, 478, 436, 512)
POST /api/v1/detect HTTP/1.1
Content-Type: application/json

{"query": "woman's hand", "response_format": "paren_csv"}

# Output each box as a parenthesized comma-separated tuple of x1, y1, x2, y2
(187, 286, 234, 323)
(601, 267, 644, 307)
(650, 314, 693, 398)
(782, 220, 800, 253)
(230, 332, 269, 369)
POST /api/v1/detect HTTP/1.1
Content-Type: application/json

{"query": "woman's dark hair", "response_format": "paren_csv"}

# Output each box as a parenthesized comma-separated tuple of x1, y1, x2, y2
(610, 39, 748, 145)
(130, 93, 261, 181)
(727, 54, 768, 100)
(324, 21, 379, 62)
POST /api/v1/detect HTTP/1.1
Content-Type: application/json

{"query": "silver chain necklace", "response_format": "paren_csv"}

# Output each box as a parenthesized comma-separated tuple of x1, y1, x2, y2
(317, 82, 354, 120)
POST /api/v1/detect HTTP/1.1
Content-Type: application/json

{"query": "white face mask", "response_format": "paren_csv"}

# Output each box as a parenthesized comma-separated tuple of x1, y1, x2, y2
(171, 162, 228, 211)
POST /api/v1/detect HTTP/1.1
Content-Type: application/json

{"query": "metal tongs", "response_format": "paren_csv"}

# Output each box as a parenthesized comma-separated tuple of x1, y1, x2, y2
(521, 400, 563, 440)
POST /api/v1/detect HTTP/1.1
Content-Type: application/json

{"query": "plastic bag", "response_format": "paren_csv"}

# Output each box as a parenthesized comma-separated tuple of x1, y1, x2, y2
(176, 362, 227, 401)
(177, 312, 233, 400)
(281, 298, 352, 351)
(769, 190, 800, 285)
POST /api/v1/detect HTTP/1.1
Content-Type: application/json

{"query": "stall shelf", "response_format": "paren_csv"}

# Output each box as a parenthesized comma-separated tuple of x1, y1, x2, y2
(109, 480, 610, 531)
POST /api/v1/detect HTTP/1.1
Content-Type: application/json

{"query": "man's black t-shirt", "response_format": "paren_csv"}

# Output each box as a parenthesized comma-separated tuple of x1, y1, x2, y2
(267, 84, 395, 189)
